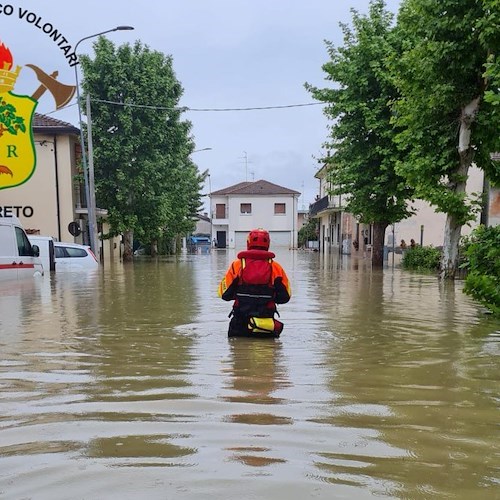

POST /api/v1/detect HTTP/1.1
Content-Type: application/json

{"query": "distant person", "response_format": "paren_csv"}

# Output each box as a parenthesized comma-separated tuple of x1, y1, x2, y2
(400, 239, 407, 250)
(217, 228, 291, 338)
(410, 239, 417, 249)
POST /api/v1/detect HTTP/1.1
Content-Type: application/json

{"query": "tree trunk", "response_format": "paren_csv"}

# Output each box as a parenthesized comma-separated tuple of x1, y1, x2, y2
(122, 230, 134, 262)
(372, 221, 388, 268)
(150, 239, 158, 257)
(440, 96, 480, 279)
(440, 215, 462, 279)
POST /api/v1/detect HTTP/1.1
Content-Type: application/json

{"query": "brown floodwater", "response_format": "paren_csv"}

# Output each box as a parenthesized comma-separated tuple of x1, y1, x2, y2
(0, 249, 499, 499)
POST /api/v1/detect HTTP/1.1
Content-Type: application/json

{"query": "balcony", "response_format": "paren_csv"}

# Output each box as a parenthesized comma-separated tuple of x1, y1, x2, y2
(310, 195, 342, 217)
(211, 209, 229, 222)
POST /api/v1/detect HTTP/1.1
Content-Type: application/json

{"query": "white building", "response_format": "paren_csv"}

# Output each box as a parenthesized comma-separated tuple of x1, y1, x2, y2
(209, 179, 300, 250)
(393, 164, 485, 248)
(311, 161, 489, 255)
(310, 164, 363, 255)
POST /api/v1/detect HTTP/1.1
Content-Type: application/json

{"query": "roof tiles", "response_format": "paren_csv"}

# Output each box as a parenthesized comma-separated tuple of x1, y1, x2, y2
(211, 179, 300, 196)
(33, 113, 79, 134)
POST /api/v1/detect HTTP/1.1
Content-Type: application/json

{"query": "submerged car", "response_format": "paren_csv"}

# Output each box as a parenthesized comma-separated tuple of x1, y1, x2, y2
(54, 242, 98, 271)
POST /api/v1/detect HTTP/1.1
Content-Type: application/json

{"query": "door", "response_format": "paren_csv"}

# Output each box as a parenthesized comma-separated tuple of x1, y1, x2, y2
(0, 222, 18, 281)
(216, 231, 226, 249)
(15, 226, 42, 279)
(268, 231, 291, 248)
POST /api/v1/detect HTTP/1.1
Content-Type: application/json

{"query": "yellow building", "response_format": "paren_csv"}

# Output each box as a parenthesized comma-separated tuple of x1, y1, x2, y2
(0, 112, 120, 265)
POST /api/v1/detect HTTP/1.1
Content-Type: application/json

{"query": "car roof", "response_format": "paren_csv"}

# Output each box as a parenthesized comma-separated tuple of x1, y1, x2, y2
(54, 241, 91, 250)
(28, 235, 54, 241)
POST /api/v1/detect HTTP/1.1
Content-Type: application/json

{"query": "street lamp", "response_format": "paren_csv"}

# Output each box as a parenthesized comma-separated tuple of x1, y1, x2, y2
(74, 26, 134, 257)
(193, 147, 212, 153)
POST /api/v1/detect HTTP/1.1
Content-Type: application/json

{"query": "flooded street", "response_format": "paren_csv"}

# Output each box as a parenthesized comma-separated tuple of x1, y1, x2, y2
(0, 250, 499, 499)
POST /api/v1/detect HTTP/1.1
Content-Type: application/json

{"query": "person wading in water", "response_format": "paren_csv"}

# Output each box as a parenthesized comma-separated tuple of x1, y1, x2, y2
(218, 228, 291, 338)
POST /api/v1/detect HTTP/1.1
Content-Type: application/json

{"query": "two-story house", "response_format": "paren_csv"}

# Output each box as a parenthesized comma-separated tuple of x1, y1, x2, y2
(309, 164, 365, 254)
(311, 161, 491, 255)
(209, 179, 300, 249)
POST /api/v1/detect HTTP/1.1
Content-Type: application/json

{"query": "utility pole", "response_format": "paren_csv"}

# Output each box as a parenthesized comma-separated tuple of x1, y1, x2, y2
(73, 25, 134, 257)
(86, 93, 98, 260)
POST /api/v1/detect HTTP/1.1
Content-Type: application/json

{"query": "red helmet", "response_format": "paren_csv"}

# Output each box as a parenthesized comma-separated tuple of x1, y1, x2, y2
(247, 228, 270, 250)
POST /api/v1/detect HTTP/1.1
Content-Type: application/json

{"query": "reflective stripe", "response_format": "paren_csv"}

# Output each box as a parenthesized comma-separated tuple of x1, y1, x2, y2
(0, 263, 34, 270)
(236, 293, 273, 299)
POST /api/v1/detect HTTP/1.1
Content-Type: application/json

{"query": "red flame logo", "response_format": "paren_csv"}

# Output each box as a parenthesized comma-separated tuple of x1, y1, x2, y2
(0, 42, 13, 71)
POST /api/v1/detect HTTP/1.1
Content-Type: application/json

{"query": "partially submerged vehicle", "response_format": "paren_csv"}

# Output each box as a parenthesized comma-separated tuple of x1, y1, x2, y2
(0, 215, 44, 282)
(187, 234, 211, 254)
(27, 235, 56, 273)
(27, 236, 99, 272)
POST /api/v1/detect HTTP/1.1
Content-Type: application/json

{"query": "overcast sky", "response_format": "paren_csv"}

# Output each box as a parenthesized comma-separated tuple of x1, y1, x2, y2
(1, 0, 401, 209)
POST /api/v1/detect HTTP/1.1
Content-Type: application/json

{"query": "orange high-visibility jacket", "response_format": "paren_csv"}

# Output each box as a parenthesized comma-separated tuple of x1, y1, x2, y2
(217, 250, 291, 304)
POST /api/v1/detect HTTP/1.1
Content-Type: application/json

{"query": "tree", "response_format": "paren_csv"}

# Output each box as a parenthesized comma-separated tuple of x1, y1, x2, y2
(306, 0, 414, 267)
(79, 38, 201, 260)
(391, 0, 500, 279)
(298, 218, 318, 248)
(483, 0, 500, 110)
(461, 224, 500, 316)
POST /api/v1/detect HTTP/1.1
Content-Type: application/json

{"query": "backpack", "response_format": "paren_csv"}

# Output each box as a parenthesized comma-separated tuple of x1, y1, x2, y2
(240, 256, 272, 285)
(234, 250, 276, 317)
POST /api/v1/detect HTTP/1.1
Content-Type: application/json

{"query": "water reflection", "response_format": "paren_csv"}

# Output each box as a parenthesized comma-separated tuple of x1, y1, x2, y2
(0, 251, 498, 499)
(223, 339, 290, 405)
(90, 259, 198, 403)
(307, 256, 500, 498)
(85, 434, 196, 462)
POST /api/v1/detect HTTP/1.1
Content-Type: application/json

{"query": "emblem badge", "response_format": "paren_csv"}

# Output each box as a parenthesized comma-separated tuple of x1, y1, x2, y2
(0, 41, 36, 190)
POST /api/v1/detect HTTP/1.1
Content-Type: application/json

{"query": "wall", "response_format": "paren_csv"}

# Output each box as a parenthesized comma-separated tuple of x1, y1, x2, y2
(1, 133, 78, 243)
(393, 165, 484, 247)
(226, 195, 297, 248)
(488, 186, 500, 227)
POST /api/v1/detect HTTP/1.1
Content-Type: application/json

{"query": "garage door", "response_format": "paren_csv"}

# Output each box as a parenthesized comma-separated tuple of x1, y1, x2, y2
(269, 231, 291, 247)
(235, 231, 291, 249)
(235, 232, 249, 250)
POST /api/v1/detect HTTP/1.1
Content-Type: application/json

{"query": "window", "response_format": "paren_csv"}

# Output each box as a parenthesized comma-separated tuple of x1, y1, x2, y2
(240, 203, 252, 214)
(215, 204, 226, 219)
(55, 245, 88, 258)
(274, 203, 286, 215)
(15, 227, 34, 256)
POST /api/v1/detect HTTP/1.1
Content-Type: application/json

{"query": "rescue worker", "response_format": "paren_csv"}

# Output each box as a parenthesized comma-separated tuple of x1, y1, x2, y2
(218, 228, 291, 338)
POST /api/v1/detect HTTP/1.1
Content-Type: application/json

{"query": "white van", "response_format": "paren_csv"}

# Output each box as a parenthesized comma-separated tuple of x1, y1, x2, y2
(27, 235, 56, 273)
(0, 216, 44, 282)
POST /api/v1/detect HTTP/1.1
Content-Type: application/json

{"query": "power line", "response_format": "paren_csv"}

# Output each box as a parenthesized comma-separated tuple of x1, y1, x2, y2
(92, 99, 325, 112)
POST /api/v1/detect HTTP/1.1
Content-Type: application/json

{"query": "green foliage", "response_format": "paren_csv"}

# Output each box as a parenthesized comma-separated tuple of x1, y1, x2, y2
(392, 0, 500, 217)
(298, 218, 318, 247)
(389, 0, 500, 277)
(461, 225, 500, 315)
(484, 49, 500, 187)
(402, 245, 441, 272)
(306, 0, 414, 229)
(79, 38, 202, 254)
(484, 54, 500, 108)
